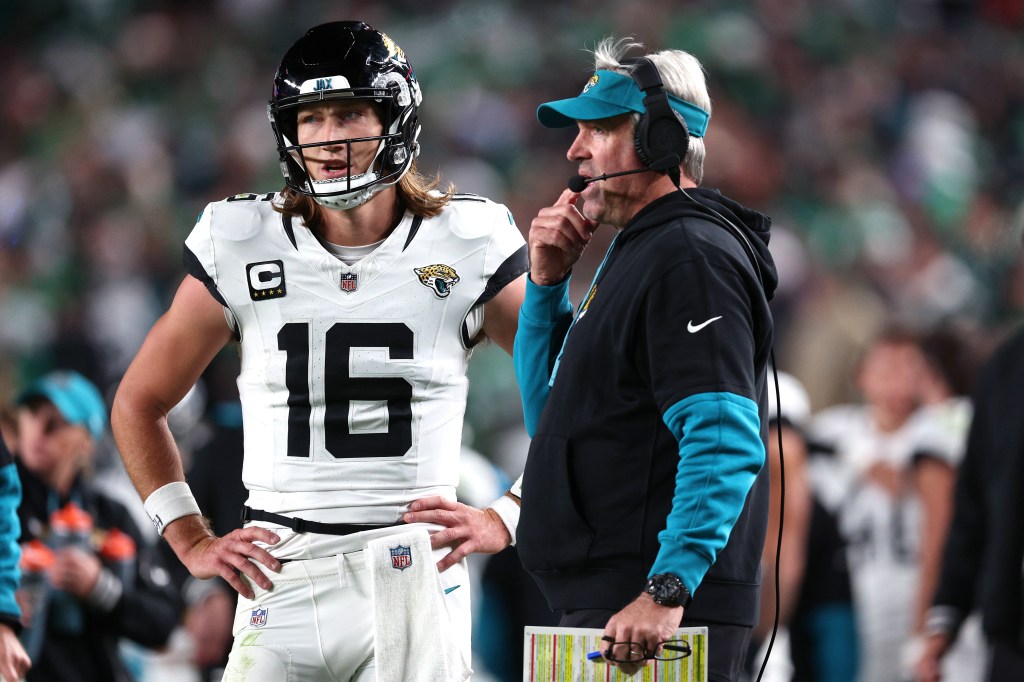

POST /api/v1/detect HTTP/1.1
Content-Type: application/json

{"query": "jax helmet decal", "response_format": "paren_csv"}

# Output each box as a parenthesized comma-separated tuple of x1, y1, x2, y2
(268, 21, 422, 210)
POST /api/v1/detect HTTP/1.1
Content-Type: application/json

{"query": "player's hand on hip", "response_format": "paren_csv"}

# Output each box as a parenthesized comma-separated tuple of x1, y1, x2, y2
(169, 519, 281, 599)
(528, 189, 599, 286)
(404, 496, 511, 572)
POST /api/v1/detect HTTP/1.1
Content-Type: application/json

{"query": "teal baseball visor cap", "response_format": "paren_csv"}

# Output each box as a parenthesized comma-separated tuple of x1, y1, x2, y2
(537, 70, 710, 136)
(17, 370, 107, 440)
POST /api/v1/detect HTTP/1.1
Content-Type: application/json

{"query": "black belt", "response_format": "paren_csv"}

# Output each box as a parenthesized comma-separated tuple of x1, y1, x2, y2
(240, 506, 404, 536)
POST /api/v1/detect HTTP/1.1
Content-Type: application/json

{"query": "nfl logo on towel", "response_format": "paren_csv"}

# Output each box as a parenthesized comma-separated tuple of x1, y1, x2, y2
(390, 545, 412, 571)
(340, 273, 358, 292)
(250, 606, 268, 628)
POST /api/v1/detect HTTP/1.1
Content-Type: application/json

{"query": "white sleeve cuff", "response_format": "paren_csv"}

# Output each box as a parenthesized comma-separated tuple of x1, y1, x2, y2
(487, 494, 521, 546)
(144, 481, 202, 536)
(508, 474, 523, 499)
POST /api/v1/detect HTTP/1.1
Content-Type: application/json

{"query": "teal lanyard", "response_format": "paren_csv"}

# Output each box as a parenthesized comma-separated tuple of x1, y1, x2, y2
(548, 233, 620, 387)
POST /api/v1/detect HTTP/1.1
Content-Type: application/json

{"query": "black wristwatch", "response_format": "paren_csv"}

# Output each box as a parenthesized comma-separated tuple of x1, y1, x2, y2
(644, 574, 692, 608)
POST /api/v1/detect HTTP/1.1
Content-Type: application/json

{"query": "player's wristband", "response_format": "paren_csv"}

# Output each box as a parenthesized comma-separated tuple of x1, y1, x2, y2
(487, 494, 521, 546)
(923, 605, 963, 637)
(144, 481, 202, 536)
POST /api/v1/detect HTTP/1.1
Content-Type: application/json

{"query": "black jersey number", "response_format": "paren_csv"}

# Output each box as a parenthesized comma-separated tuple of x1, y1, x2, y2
(277, 322, 413, 459)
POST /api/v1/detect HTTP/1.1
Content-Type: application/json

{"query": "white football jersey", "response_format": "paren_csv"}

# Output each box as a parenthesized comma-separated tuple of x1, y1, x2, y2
(807, 404, 922, 568)
(806, 404, 935, 682)
(184, 192, 526, 524)
(903, 396, 972, 467)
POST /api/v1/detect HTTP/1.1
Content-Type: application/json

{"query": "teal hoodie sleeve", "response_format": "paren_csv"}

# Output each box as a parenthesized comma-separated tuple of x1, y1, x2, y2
(0, 439, 22, 624)
(652, 392, 765, 593)
(513, 276, 573, 436)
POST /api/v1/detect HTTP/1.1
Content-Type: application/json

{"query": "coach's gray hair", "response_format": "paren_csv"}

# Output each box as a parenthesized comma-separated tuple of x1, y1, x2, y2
(592, 37, 710, 185)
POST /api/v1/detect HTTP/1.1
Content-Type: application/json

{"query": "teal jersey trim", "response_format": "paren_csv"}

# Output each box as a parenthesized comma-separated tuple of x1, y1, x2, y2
(513, 276, 573, 436)
(651, 392, 764, 594)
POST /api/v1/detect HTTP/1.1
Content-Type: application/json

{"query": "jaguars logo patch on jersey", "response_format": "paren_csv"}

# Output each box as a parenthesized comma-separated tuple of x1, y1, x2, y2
(414, 264, 460, 299)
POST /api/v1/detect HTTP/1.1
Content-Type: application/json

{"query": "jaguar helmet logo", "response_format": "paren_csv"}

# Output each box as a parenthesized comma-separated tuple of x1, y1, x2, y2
(414, 264, 460, 299)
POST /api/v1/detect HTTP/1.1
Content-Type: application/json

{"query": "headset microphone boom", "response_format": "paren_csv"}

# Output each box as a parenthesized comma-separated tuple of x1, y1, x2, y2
(567, 156, 680, 193)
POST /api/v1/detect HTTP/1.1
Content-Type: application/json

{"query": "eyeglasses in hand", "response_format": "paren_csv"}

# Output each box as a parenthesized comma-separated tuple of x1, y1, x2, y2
(589, 638, 692, 663)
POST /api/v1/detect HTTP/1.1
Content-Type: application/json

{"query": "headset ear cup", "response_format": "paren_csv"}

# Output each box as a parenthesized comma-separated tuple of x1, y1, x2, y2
(649, 111, 689, 166)
(634, 110, 689, 170)
(628, 58, 691, 171)
(634, 113, 653, 167)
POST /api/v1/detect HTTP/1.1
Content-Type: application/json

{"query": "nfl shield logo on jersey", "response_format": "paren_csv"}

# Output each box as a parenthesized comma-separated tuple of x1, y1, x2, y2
(390, 545, 412, 571)
(250, 606, 268, 628)
(340, 272, 358, 292)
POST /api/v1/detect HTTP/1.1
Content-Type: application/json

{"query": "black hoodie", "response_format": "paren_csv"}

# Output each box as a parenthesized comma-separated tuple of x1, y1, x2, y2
(516, 187, 777, 627)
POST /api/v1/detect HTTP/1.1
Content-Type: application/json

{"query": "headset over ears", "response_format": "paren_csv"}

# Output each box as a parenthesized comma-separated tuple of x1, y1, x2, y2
(625, 57, 688, 187)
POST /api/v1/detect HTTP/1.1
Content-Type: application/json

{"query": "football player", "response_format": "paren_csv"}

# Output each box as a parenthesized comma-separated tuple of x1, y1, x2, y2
(112, 21, 526, 680)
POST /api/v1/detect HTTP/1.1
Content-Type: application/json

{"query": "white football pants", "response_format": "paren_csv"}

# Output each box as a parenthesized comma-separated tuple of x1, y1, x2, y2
(221, 546, 471, 681)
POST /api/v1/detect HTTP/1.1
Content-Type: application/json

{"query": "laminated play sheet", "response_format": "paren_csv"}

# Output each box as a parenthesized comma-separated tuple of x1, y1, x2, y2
(523, 626, 708, 681)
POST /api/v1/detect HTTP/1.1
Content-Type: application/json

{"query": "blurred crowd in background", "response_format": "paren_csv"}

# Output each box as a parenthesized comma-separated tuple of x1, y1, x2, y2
(4, 0, 1024, 420)
(2, 0, 1024, 680)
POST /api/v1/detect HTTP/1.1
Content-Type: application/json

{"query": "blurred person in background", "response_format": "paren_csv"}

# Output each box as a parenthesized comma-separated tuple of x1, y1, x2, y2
(0, 436, 30, 682)
(901, 324, 987, 680)
(112, 20, 527, 681)
(748, 371, 858, 682)
(11, 369, 178, 682)
(806, 325, 972, 682)
(915, 323, 1024, 681)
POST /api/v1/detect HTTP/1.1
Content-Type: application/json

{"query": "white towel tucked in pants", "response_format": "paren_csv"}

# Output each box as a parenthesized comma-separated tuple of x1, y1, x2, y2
(367, 529, 471, 681)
